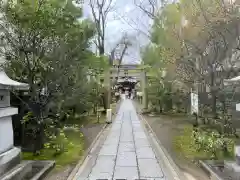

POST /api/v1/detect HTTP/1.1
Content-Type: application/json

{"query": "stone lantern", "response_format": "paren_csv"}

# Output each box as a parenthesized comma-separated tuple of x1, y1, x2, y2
(0, 70, 29, 177)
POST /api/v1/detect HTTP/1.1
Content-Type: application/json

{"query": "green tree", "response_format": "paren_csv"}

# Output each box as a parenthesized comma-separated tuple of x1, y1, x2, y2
(0, 0, 105, 153)
(141, 0, 240, 117)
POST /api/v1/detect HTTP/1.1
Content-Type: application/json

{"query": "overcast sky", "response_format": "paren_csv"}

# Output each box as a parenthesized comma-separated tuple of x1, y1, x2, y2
(82, 0, 153, 64)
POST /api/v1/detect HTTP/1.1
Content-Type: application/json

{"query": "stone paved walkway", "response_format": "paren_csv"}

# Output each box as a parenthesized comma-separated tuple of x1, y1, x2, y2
(76, 99, 167, 180)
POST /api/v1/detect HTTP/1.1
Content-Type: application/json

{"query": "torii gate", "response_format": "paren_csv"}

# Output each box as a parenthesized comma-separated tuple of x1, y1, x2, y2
(101, 64, 148, 110)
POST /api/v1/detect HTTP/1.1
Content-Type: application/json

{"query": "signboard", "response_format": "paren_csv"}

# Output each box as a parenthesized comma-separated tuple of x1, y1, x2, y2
(235, 146, 240, 156)
(236, 103, 240, 111)
(191, 93, 198, 114)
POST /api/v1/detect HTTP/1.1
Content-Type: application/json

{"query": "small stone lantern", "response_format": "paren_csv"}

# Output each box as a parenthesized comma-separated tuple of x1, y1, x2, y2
(0, 70, 29, 176)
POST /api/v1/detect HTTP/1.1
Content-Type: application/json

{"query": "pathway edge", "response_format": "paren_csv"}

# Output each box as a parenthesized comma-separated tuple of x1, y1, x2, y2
(139, 113, 187, 180)
(67, 102, 121, 180)
(66, 123, 108, 180)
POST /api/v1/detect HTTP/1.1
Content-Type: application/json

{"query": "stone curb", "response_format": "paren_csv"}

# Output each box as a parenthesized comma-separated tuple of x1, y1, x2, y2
(67, 101, 122, 180)
(66, 123, 108, 180)
(138, 113, 187, 180)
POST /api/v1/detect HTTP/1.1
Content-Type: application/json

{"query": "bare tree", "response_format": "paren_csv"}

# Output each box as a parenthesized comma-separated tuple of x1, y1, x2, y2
(110, 33, 133, 82)
(88, 0, 115, 55)
(134, 0, 166, 20)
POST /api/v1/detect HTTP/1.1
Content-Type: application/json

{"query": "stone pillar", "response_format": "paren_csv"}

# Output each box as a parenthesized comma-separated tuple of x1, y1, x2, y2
(104, 68, 111, 109)
(141, 70, 148, 110)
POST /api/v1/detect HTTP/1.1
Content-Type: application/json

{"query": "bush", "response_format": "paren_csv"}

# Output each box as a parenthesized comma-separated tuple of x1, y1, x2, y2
(44, 125, 82, 156)
(174, 126, 201, 159)
(21, 111, 83, 156)
(174, 126, 235, 160)
(23, 128, 84, 170)
(193, 130, 234, 159)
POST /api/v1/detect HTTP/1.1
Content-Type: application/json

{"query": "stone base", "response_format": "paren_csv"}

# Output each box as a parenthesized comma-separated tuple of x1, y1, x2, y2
(225, 161, 240, 172)
(224, 161, 240, 179)
(0, 147, 21, 177)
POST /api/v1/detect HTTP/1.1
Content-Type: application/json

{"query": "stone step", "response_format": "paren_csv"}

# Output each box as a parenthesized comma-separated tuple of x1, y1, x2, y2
(0, 161, 32, 180)
(0, 160, 55, 180)
(0, 147, 21, 177)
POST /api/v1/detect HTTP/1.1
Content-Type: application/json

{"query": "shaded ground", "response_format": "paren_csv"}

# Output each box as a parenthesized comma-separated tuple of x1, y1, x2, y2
(134, 102, 210, 180)
(44, 103, 120, 180)
(44, 123, 105, 180)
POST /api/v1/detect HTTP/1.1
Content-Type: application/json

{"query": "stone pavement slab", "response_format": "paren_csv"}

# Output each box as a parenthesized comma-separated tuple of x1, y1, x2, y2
(120, 135, 134, 142)
(135, 138, 151, 148)
(136, 147, 156, 159)
(104, 135, 119, 143)
(118, 142, 135, 152)
(116, 151, 137, 166)
(104, 138, 119, 145)
(76, 99, 168, 180)
(88, 172, 112, 180)
(134, 131, 147, 139)
(113, 166, 139, 179)
(138, 159, 164, 178)
(89, 156, 115, 174)
(99, 144, 118, 156)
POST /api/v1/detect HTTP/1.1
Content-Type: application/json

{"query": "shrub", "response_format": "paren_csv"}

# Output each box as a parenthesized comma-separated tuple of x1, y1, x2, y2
(44, 125, 82, 156)
(174, 126, 235, 160)
(193, 130, 234, 159)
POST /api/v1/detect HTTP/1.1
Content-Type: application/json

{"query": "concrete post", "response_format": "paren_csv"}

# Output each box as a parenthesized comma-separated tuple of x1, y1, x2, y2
(104, 68, 111, 109)
(106, 109, 112, 123)
(141, 70, 148, 110)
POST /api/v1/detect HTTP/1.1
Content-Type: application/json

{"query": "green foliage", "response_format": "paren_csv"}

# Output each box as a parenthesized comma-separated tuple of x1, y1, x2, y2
(0, 0, 107, 154)
(151, 3, 181, 51)
(141, 2, 183, 110)
(22, 128, 84, 169)
(193, 130, 234, 158)
(174, 126, 201, 159)
(21, 111, 34, 124)
(2, 0, 97, 105)
(174, 126, 235, 160)
(142, 0, 240, 163)
(147, 77, 179, 113)
(44, 126, 82, 156)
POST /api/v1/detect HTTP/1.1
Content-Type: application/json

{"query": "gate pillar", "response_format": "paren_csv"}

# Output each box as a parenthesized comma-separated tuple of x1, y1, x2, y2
(141, 70, 148, 110)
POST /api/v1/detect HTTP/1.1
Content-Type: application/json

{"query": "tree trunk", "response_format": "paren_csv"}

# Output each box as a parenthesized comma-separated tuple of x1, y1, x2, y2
(212, 92, 217, 118)
(210, 69, 217, 118)
(159, 101, 163, 113)
(99, 44, 109, 113)
(93, 104, 97, 114)
(101, 93, 106, 114)
(33, 120, 44, 155)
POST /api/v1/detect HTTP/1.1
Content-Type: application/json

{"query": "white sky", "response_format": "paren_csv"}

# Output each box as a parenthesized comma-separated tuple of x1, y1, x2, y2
(82, 0, 153, 64)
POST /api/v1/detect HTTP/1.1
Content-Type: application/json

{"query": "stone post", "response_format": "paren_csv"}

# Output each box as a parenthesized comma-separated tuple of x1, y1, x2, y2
(104, 68, 111, 110)
(141, 70, 148, 110)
